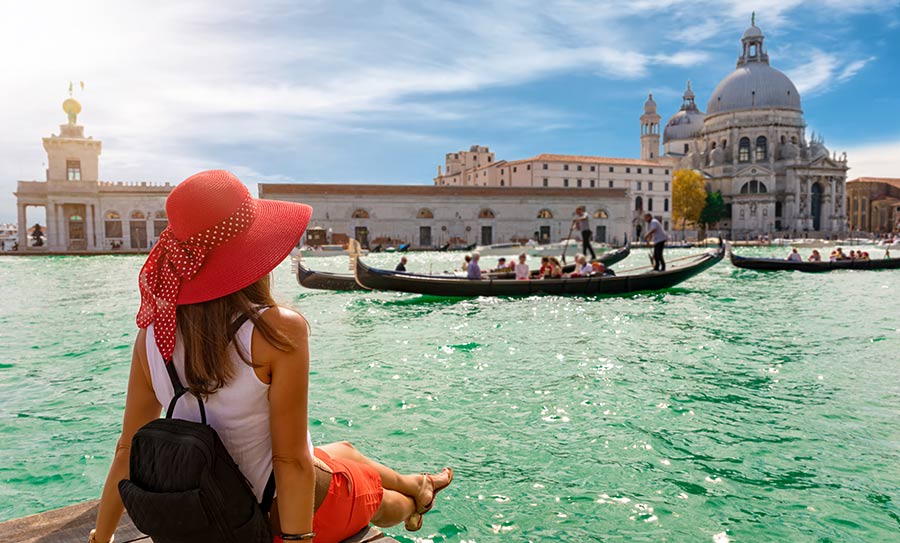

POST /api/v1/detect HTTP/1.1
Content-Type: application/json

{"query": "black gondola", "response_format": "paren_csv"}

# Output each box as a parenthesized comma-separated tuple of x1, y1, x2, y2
(486, 242, 631, 279)
(351, 245, 724, 297)
(297, 261, 364, 291)
(729, 251, 900, 272)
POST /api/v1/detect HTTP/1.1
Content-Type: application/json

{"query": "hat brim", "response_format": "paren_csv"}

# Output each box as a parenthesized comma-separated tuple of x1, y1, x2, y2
(175, 198, 312, 305)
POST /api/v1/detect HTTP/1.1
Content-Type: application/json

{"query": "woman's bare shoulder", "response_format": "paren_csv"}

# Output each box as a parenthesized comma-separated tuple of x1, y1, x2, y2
(258, 305, 310, 338)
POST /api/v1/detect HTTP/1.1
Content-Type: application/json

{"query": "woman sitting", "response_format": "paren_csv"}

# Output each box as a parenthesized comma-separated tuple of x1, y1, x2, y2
(538, 256, 551, 278)
(808, 249, 821, 262)
(89, 171, 452, 543)
(546, 257, 563, 278)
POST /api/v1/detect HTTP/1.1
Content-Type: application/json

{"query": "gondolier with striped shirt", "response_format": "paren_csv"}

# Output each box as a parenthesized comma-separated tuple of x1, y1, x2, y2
(572, 206, 596, 260)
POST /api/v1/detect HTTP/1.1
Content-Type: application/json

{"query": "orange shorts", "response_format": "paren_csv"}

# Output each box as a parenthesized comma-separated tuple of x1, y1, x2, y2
(310, 447, 383, 543)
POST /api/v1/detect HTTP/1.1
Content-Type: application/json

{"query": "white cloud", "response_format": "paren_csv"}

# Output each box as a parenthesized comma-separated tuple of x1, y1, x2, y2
(837, 56, 876, 82)
(786, 50, 875, 95)
(840, 139, 900, 179)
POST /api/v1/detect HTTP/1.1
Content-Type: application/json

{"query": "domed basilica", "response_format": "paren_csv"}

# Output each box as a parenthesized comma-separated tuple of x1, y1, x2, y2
(647, 20, 849, 237)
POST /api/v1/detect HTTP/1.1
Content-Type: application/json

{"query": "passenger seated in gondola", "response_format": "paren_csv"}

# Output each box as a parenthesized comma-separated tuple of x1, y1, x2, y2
(787, 248, 802, 262)
(590, 261, 614, 276)
(834, 247, 848, 260)
(538, 256, 551, 278)
(861, 251, 870, 260)
(514, 253, 529, 280)
(545, 257, 563, 279)
(467, 253, 482, 279)
(567, 254, 586, 277)
(491, 257, 514, 273)
(578, 255, 593, 276)
(808, 249, 821, 262)
(461, 254, 472, 272)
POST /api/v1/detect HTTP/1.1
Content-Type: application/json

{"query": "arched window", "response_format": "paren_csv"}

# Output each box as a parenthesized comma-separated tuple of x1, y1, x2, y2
(755, 136, 767, 161)
(417, 208, 433, 219)
(155, 210, 167, 219)
(635, 196, 643, 211)
(69, 214, 83, 221)
(740, 180, 768, 194)
(537, 209, 553, 219)
(738, 137, 751, 162)
(593, 209, 608, 219)
(710, 141, 717, 150)
(479, 208, 495, 219)
(130, 211, 146, 220)
(105, 211, 121, 220)
(351, 209, 369, 219)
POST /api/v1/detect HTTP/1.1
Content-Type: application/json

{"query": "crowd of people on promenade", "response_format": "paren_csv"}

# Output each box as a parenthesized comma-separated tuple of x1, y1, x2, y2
(786, 247, 888, 262)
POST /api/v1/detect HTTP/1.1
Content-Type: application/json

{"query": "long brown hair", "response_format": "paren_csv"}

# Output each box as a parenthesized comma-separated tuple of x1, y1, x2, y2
(175, 274, 296, 396)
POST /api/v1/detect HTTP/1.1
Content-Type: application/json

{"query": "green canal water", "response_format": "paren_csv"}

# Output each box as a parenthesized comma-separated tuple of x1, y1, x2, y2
(1, 248, 898, 542)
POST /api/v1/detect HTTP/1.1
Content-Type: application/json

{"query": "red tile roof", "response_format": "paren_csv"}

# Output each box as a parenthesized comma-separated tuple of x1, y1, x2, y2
(848, 177, 900, 189)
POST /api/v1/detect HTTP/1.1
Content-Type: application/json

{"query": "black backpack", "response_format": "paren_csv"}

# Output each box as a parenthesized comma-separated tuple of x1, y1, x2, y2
(118, 358, 276, 543)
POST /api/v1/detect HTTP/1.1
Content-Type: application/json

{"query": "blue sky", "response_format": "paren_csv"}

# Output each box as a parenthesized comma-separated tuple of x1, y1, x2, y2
(2, 0, 899, 224)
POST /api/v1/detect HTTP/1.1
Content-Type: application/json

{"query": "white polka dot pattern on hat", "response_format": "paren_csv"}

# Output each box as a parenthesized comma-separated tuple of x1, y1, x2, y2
(136, 196, 258, 363)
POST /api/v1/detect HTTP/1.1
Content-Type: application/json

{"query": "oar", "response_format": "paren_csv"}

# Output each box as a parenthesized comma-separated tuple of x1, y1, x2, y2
(561, 222, 576, 264)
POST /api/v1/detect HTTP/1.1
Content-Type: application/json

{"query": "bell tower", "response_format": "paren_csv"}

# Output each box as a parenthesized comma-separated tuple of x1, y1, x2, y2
(640, 93, 661, 161)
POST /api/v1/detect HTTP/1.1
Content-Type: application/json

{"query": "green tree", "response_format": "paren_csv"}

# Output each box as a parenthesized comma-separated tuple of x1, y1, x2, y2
(671, 169, 706, 239)
(699, 190, 727, 240)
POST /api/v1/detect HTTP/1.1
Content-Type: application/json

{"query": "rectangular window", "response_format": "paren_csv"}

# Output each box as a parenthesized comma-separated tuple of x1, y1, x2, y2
(66, 160, 81, 181)
(590, 180, 595, 188)
(577, 165, 582, 171)
(609, 166, 614, 172)
(637, 168, 642, 174)
(648, 198, 654, 211)
(590, 166, 596, 172)
(564, 164, 569, 171)
(665, 182, 669, 192)
(512, 167, 517, 172)
(543, 178, 548, 187)
(626, 167, 631, 173)
(649, 182, 653, 191)
(527, 165, 531, 170)
(649, 168, 653, 174)
(608, 180, 614, 188)
(664, 198, 669, 212)
(564, 179, 569, 187)
(543, 164, 548, 170)
(577, 179, 582, 187)
(500, 169, 504, 174)
(637, 181, 642, 190)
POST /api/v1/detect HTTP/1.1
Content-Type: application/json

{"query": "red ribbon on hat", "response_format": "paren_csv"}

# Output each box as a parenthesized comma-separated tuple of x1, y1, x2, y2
(137, 196, 258, 363)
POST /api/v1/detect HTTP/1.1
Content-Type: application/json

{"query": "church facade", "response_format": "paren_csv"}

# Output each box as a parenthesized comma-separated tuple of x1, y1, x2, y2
(661, 21, 849, 238)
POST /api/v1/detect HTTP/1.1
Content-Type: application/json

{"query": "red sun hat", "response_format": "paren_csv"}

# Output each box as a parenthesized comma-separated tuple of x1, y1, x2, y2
(136, 169, 312, 362)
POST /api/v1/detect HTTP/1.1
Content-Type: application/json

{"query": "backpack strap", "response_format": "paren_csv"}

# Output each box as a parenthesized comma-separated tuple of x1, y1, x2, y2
(164, 360, 207, 424)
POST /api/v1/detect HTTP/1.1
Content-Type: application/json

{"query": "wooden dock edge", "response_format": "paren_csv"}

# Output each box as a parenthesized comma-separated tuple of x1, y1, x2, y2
(0, 500, 397, 543)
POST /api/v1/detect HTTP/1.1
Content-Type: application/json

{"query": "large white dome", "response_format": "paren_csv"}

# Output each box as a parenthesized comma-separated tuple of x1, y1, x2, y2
(706, 24, 802, 116)
(707, 63, 801, 115)
(664, 81, 705, 143)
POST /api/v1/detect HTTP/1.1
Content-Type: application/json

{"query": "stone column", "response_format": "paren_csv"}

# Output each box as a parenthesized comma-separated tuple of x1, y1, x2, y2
(17, 204, 27, 249)
(86, 203, 96, 251)
(56, 204, 66, 251)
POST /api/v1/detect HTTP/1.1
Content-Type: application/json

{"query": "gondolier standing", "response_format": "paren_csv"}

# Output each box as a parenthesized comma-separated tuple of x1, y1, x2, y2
(644, 213, 668, 271)
(572, 206, 596, 260)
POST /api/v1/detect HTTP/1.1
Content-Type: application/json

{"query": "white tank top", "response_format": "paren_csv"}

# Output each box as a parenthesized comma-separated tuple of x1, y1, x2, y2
(146, 308, 314, 501)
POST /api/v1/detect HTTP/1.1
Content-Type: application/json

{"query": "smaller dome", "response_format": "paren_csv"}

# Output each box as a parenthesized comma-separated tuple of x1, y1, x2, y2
(643, 93, 657, 113)
(742, 25, 763, 39)
(664, 109, 706, 143)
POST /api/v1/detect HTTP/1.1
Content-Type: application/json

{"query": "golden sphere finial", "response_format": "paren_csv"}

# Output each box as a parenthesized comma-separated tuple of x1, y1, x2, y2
(62, 97, 81, 125)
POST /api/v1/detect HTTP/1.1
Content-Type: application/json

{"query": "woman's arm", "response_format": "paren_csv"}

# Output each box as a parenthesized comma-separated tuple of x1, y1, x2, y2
(260, 308, 316, 536)
(92, 329, 162, 542)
